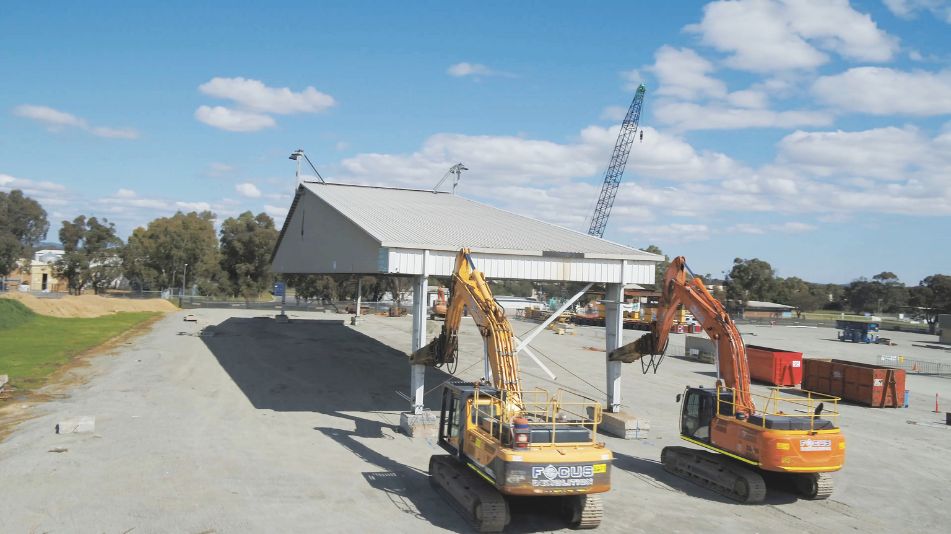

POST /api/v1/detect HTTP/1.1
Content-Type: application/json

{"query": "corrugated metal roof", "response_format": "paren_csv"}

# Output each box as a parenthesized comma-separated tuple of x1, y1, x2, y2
(282, 182, 660, 260)
(745, 300, 795, 310)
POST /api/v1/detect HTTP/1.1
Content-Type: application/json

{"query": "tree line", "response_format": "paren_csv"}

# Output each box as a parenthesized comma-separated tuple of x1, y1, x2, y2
(699, 254, 948, 334)
(2, 190, 949, 331)
(1, 189, 281, 299)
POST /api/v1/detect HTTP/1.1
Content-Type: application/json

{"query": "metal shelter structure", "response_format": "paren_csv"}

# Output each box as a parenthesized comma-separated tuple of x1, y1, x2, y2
(271, 182, 661, 433)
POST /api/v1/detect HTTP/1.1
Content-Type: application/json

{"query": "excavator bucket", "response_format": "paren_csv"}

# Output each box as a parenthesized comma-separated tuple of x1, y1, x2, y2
(608, 332, 655, 363)
(409, 331, 457, 366)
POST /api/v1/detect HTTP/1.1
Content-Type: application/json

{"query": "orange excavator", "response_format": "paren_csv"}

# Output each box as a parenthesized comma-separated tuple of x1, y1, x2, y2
(412, 249, 612, 531)
(430, 287, 448, 320)
(610, 256, 845, 503)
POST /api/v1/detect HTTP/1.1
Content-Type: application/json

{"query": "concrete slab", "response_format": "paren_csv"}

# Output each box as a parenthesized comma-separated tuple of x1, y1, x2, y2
(274, 313, 289, 323)
(1, 309, 950, 533)
(597, 409, 650, 440)
(55, 416, 95, 434)
(399, 411, 438, 440)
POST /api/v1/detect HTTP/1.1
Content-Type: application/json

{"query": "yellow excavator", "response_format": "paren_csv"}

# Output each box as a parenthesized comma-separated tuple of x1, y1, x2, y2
(411, 249, 612, 532)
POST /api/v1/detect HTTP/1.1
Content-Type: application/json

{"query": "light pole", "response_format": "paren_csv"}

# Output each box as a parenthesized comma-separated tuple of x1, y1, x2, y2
(179, 263, 188, 308)
(288, 149, 326, 184)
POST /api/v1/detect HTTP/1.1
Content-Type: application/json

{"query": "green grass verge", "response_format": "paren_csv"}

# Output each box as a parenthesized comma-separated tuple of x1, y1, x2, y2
(0, 299, 159, 391)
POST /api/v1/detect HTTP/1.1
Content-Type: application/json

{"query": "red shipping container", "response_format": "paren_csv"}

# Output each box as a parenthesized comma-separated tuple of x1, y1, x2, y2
(745, 345, 803, 387)
(801, 359, 905, 408)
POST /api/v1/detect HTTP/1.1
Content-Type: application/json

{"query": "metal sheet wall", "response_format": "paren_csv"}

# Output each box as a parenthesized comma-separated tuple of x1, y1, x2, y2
(385, 248, 655, 284)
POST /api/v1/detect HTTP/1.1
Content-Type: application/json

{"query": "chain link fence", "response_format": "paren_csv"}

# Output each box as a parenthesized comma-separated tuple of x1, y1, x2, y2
(878, 355, 951, 377)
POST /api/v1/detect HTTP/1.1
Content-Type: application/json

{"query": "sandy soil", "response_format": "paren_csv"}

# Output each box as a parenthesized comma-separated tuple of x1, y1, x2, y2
(0, 292, 176, 317)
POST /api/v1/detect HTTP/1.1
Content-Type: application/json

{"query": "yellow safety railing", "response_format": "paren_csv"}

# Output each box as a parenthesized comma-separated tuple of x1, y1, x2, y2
(472, 385, 602, 446)
(715, 385, 841, 432)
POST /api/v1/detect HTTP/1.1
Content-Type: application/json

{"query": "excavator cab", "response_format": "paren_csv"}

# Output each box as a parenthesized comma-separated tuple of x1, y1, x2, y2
(678, 387, 734, 443)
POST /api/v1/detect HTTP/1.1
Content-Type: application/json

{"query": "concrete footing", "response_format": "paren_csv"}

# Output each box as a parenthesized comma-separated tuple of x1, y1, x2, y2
(597, 409, 649, 439)
(275, 314, 289, 323)
(399, 411, 438, 439)
(350, 316, 361, 326)
(56, 416, 95, 434)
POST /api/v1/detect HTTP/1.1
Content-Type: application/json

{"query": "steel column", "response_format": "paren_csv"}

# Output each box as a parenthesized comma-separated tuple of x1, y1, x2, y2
(605, 282, 625, 412)
(410, 251, 430, 414)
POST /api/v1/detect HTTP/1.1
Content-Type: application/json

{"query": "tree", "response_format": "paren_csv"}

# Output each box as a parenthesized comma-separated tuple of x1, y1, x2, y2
(123, 211, 222, 294)
(643, 245, 670, 287)
(844, 273, 910, 315)
(0, 189, 49, 277)
(909, 275, 951, 334)
(726, 258, 777, 302)
(55, 215, 123, 294)
(219, 211, 279, 299)
(774, 277, 826, 313)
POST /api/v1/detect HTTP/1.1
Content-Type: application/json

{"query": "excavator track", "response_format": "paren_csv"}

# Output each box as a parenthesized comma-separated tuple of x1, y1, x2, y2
(661, 446, 766, 504)
(564, 493, 603, 529)
(429, 455, 510, 533)
(794, 472, 834, 500)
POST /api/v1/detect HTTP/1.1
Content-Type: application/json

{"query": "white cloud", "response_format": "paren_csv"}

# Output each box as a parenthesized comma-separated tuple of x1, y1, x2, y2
(648, 46, 726, 100)
(619, 223, 712, 243)
(777, 126, 933, 179)
(654, 101, 833, 131)
(686, 0, 898, 72)
(199, 77, 336, 114)
(336, 125, 742, 193)
(884, 0, 951, 22)
(812, 67, 951, 115)
(447, 62, 510, 78)
(235, 182, 262, 198)
(621, 69, 643, 91)
(175, 201, 212, 212)
(13, 104, 139, 139)
(195, 77, 336, 132)
(194, 106, 276, 132)
(116, 188, 137, 198)
(729, 222, 816, 234)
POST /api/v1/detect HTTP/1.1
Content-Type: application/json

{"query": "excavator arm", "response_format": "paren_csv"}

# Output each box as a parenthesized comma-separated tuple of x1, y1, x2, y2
(610, 256, 755, 413)
(410, 248, 522, 401)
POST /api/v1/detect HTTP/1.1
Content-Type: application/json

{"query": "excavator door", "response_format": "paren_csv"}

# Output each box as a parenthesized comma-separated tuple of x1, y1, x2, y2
(679, 388, 718, 443)
(438, 385, 467, 458)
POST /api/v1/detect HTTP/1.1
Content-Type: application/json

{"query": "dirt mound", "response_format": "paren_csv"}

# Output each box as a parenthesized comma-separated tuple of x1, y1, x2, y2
(0, 293, 176, 318)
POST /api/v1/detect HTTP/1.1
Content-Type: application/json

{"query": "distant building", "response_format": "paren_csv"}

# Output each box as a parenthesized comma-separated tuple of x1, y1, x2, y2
(738, 300, 796, 319)
(2, 249, 67, 292)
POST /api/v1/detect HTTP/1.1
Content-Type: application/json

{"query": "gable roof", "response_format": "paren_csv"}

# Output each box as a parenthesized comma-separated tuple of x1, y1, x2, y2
(273, 182, 661, 261)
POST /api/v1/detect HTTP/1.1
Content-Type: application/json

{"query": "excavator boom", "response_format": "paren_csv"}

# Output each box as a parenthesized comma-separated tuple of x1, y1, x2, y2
(611, 256, 754, 413)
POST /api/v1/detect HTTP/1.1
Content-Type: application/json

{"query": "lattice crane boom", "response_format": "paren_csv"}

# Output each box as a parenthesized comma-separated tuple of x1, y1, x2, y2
(587, 84, 646, 238)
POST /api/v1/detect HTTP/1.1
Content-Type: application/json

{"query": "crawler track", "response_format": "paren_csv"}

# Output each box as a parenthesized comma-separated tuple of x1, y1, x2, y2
(795, 472, 834, 500)
(565, 493, 603, 529)
(429, 455, 509, 532)
(661, 446, 767, 503)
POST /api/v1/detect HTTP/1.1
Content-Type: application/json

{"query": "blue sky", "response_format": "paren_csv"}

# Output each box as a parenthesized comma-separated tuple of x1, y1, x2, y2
(2, 1, 950, 284)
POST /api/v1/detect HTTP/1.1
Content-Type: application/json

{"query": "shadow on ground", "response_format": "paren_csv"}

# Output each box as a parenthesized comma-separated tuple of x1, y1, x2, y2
(202, 317, 581, 532)
(612, 452, 800, 505)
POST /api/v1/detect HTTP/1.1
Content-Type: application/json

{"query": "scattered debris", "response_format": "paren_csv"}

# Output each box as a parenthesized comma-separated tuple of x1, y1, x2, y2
(583, 346, 604, 352)
(183, 314, 198, 322)
(48, 447, 68, 453)
(56, 416, 96, 434)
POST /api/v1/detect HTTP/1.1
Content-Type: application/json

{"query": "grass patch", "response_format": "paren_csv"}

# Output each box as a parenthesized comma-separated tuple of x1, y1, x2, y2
(0, 299, 36, 330)
(0, 299, 159, 391)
